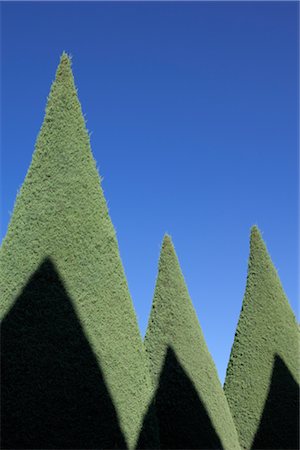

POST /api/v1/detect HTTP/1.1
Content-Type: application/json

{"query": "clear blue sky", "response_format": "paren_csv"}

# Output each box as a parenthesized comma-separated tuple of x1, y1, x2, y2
(1, 1, 299, 383)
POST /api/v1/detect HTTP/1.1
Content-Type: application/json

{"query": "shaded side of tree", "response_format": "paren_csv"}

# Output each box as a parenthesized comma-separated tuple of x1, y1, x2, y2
(1, 258, 127, 450)
(136, 347, 222, 449)
(252, 354, 299, 450)
(135, 397, 160, 449)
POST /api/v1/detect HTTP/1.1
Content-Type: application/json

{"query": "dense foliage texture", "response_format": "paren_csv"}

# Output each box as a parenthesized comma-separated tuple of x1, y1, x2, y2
(0, 54, 158, 450)
(143, 235, 240, 450)
(224, 226, 299, 449)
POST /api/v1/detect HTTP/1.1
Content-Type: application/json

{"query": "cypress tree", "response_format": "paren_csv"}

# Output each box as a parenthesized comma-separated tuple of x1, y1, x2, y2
(142, 235, 240, 449)
(0, 53, 157, 449)
(224, 226, 299, 449)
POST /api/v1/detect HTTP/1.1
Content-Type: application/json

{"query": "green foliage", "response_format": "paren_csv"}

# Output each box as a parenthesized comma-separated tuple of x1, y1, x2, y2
(224, 226, 299, 449)
(2, 258, 128, 449)
(0, 54, 157, 449)
(2, 53, 298, 450)
(143, 235, 240, 449)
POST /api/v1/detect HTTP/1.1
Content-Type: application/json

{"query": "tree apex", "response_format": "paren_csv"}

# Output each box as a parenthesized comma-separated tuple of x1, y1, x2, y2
(60, 51, 72, 64)
(54, 52, 73, 83)
(163, 233, 172, 244)
(250, 225, 263, 244)
(162, 233, 175, 252)
(249, 225, 274, 270)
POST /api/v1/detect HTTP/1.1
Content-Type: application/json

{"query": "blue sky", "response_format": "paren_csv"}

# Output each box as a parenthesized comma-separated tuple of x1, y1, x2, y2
(1, 1, 299, 383)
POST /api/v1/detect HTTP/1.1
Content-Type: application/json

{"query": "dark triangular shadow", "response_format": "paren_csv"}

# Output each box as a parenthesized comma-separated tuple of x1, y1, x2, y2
(251, 354, 299, 450)
(135, 396, 160, 449)
(136, 346, 222, 449)
(1, 258, 127, 449)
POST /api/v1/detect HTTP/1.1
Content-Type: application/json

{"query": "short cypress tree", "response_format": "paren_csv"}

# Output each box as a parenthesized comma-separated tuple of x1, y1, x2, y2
(224, 226, 299, 449)
(142, 235, 240, 449)
(0, 54, 157, 449)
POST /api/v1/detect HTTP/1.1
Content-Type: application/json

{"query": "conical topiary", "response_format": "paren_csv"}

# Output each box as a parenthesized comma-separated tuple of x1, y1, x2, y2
(0, 53, 158, 450)
(224, 226, 299, 450)
(142, 234, 240, 449)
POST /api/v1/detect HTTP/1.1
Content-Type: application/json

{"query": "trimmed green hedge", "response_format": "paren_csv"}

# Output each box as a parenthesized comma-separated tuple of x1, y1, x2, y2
(224, 226, 299, 449)
(1, 53, 298, 450)
(0, 54, 158, 450)
(143, 235, 240, 449)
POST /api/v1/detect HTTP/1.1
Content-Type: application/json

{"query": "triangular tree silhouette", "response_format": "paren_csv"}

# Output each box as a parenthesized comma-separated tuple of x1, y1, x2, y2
(140, 235, 240, 449)
(252, 354, 299, 449)
(0, 54, 158, 449)
(138, 346, 223, 449)
(224, 226, 300, 449)
(1, 258, 127, 449)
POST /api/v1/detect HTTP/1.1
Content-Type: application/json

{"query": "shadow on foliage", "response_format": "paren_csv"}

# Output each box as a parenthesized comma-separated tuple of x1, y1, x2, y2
(135, 395, 159, 449)
(251, 354, 299, 450)
(1, 258, 127, 449)
(136, 346, 222, 449)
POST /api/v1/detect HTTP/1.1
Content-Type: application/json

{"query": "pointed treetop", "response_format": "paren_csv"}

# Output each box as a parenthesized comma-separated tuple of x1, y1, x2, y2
(154, 233, 192, 316)
(0, 53, 158, 449)
(59, 51, 72, 69)
(245, 224, 292, 317)
(162, 233, 172, 245)
(144, 235, 241, 449)
(161, 233, 182, 261)
(250, 224, 260, 238)
(146, 234, 201, 369)
(44, 53, 77, 115)
(250, 225, 265, 248)
(53, 52, 73, 84)
(248, 225, 281, 281)
(60, 51, 71, 62)
(224, 227, 299, 449)
(249, 225, 271, 258)
(29, 52, 88, 169)
(161, 234, 176, 258)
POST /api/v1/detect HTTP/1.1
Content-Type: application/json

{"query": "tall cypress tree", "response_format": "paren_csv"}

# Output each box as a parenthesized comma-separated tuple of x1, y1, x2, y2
(142, 235, 240, 449)
(0, 54, 157, 450)
(224, 226, 299, 449)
